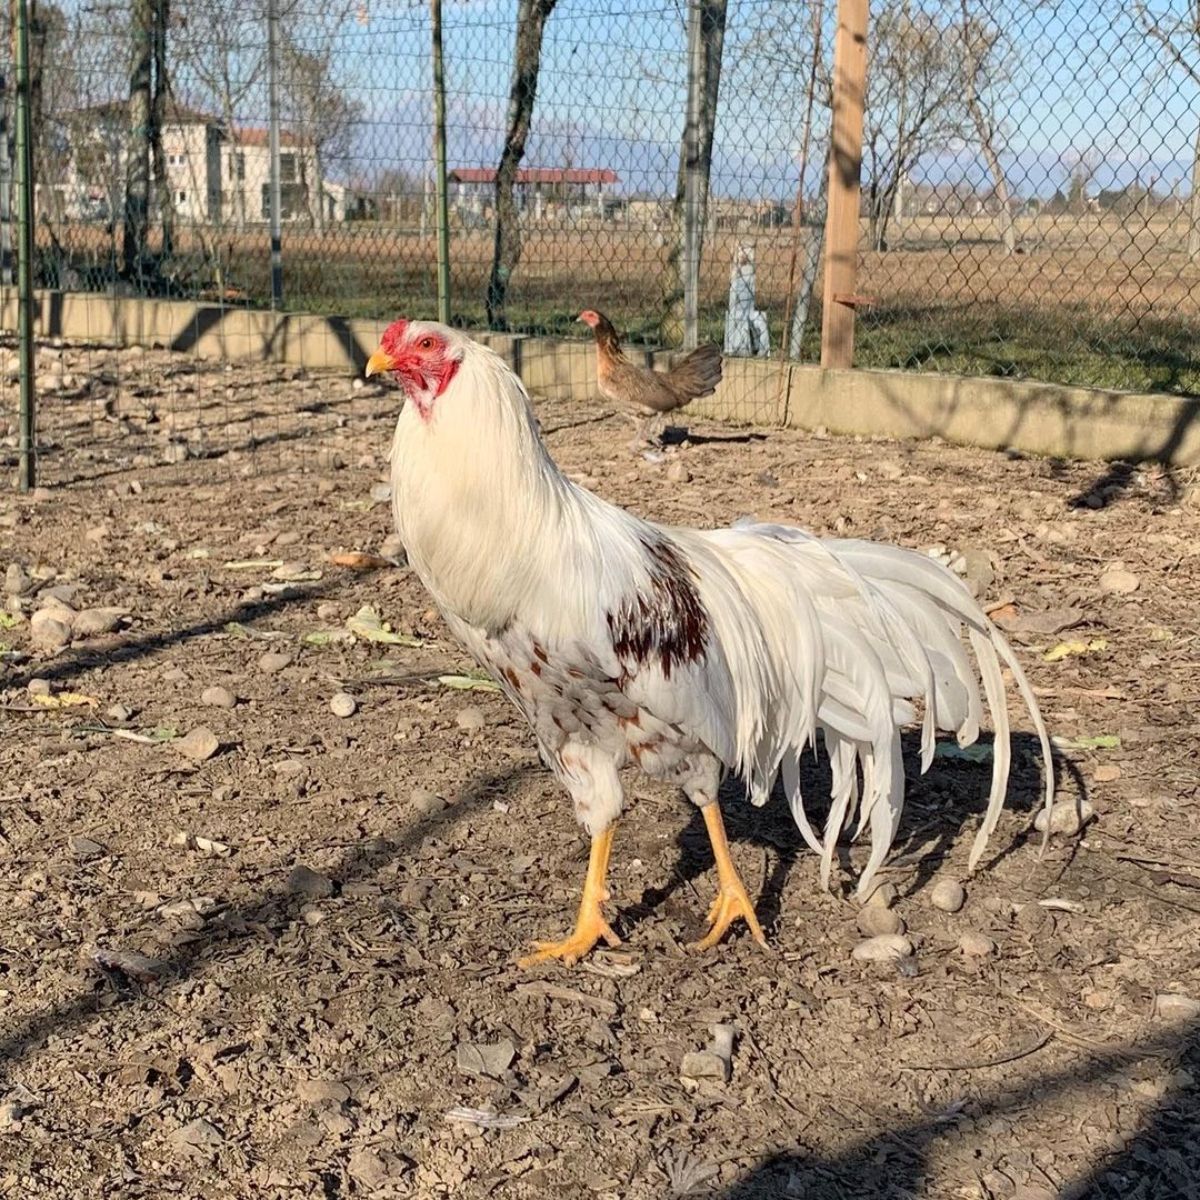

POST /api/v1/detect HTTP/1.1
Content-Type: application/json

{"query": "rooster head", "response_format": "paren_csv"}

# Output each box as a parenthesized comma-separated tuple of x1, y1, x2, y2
(365, 318, 464, 420)
(577, 309, 601, 328)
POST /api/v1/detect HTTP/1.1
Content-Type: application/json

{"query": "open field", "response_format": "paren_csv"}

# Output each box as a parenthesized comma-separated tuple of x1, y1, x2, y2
(41, 212, 1200, 395)
(1, 346, 1199, 1197)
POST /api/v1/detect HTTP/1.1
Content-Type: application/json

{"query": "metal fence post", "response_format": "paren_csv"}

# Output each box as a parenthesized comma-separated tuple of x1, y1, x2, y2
(431, 0, 451, 324)
(267, 0, 284, 309)
(820, 0, 868, 370)
(681, 0, 702, 351)
(15, 0, 35, 492)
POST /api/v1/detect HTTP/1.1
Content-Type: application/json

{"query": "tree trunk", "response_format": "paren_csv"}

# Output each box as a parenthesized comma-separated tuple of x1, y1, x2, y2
(312, 143, 326, 231)
(662, 0, 727, 345)
(486, 0, 557, 329)
(1190, 118, 1200, 259)
(123, 0, 153, 282)
(150, 0, 174, 260)
(960, 0, 1013, 255)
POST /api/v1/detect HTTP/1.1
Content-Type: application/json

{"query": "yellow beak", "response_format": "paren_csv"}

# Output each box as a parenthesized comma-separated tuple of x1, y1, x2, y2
(364, 348, 394, 378)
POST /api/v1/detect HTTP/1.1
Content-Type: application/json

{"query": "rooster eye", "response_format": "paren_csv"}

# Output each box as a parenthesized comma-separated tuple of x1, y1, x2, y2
(418, 337, 434, 350)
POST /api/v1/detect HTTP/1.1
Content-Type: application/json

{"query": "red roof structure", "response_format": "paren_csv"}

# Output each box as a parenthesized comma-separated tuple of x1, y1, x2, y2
(449, 167, 618, 186)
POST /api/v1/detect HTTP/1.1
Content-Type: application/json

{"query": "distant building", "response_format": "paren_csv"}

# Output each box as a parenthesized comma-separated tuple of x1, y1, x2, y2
(448, 167, 619, 223)
(47, 100, 349, 226)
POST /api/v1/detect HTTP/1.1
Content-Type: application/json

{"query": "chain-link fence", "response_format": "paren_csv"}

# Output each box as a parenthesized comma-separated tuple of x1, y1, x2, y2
(4, 0, 1200, 483)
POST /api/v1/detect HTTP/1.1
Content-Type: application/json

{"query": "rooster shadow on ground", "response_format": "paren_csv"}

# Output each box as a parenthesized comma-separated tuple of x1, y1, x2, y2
(624, 731, 1082, 945)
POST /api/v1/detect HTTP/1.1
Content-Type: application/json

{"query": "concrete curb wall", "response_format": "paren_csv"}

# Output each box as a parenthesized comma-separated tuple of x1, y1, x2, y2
(3, 288, 1197, 465)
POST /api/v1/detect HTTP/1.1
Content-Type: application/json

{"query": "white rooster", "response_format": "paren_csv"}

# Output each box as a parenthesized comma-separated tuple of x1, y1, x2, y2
(365, 319, 1054, 967)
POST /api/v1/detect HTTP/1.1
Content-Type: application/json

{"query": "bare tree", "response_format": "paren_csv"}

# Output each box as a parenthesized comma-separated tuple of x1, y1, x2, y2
(661, 0, 727, 345)
(279, 37, 361, 230)
(1131, 0, 1200, 256)
(864, 0, 966, 251)
(174, 0, 268, 230)
(486, 0, 558, 330)
(123, 0, 154, 280)
(957, 0, 1016, 253)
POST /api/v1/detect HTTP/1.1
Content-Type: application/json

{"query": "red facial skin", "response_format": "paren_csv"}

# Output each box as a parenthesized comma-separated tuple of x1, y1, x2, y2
(577, 310, 600, 328)
(378, 319, 460, 421)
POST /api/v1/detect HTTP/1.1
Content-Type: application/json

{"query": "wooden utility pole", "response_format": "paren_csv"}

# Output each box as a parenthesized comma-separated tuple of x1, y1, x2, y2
(820, 0, 868, 369)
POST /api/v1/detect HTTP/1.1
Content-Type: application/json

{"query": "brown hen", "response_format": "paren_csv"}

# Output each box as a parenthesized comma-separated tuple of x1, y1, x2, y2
(578, 310, 722, 440)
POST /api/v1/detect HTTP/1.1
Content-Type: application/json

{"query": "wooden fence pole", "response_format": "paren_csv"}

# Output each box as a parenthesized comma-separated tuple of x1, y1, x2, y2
(820, 0, 868, 369)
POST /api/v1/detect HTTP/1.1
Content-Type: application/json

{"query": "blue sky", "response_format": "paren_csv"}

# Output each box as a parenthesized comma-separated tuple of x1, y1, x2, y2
(66, 0, 1200, 199)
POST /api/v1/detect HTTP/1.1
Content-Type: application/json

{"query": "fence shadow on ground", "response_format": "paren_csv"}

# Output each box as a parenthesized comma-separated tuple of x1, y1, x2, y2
(714, 1017, 1200, 1198)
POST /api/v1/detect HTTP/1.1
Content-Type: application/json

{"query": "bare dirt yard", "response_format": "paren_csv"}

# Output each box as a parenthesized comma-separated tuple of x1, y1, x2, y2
(1, 343, 1198, 1199)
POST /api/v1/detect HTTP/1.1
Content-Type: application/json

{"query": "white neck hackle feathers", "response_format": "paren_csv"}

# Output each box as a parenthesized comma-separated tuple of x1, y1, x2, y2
(388, 324, 1055, 897)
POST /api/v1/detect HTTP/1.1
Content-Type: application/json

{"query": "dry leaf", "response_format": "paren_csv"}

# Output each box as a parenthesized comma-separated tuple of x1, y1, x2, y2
(31, 691, 99, 709)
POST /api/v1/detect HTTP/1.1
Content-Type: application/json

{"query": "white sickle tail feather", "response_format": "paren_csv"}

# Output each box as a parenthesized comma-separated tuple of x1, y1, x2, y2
(381, 319, 1055, 905)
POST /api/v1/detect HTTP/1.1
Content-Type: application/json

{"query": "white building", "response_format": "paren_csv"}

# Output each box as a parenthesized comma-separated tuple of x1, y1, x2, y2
(51, 100, 348, 226)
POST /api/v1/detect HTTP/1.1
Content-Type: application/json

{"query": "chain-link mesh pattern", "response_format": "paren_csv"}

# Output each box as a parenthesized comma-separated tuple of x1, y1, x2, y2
(4, 0, 1200, 483)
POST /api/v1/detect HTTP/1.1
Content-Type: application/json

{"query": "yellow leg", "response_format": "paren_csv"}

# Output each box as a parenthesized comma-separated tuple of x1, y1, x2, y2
(692, 803, 768, 952)
(518, 825, 621, 967)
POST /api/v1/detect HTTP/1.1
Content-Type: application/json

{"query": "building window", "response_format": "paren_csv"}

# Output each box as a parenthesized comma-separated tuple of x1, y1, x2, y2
(177, 190, 187, 204)
(280, 152, 296, 184)
(229, 151, 245, 181)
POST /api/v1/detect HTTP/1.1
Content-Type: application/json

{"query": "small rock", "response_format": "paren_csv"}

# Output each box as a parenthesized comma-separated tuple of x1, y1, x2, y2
(1154, 992, 1200, 1022)
(29, 609, 71, 649)
(1093, 764, 1122, 783)
(69, 835, 105, 860)
(370, 482, 392, 503)
(862, 881, 898, 909)
(176, 727, 220, 763)
(316, 601, 341, 621)
(851, 934, 913, 962)
(680, 1050, 729, 1082)
(455, 706, 485, 731)
(1099, 565, 1139, 595)
(330, 692, 357, 718)
(456, 1038, 516, 1078)
(4, 563, 31, 595)
(958, 548, 995, 591)
(856, 907, 905, 937)
(958, 931, 996, 957)
(379, 532, 406, 561)
(257, 650, 293, 674)
(26, 678, 51, 696)
(170, 1117, 223, 1154)
(73, 608, 126, 637)
(201, 685, 237, 709)
(105, 703, 134, 723)
(162, 441, 190, 465)
(1034, 798, 1095, 837)
(929, 879, 966, 913)
(298, 1079, 351, 1106)
(411, 787, 446, 816)
(288, 864, 334, 898)
(666, 461, 692, 484)
(348, 1148, 388, 1189)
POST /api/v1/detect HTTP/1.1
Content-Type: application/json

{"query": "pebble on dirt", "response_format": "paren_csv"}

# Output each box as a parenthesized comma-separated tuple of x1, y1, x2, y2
(1098, 564, 1140, 595)
(862, 881, 899, 909)
(856, 907, 905, 938)
(959, 931, 996, 957)
(257, 650, 294, 674)
(1034, 798, 1096, 837)
(330, 691, 358, 718)
(69, 835, 106, 860)
(1154, 992, 1200, 1022)
(29, 609, 72, 649)
(455, 706, 486, 731)
(176, 727, 221, 763)
(201, 685, 238, 709)
(456, 1038, 516, 1078)
(852, 934, 914, 962)
(411, 787, 446, 816)
(27, 678, 51, 696)
(930, 879, 966, 913)
(287, 864, 335, 899)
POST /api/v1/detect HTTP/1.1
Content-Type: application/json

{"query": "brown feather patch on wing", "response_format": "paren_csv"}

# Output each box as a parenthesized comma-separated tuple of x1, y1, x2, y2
(606, 536, 708, 679)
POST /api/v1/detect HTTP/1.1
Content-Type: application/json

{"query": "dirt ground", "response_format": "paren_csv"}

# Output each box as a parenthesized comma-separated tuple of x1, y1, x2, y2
(1, 343, 1199, 1199)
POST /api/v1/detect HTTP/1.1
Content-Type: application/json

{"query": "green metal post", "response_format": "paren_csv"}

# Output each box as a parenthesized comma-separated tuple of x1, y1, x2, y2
(431, 0, 451, 324)
(15, 0, 35, 492)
